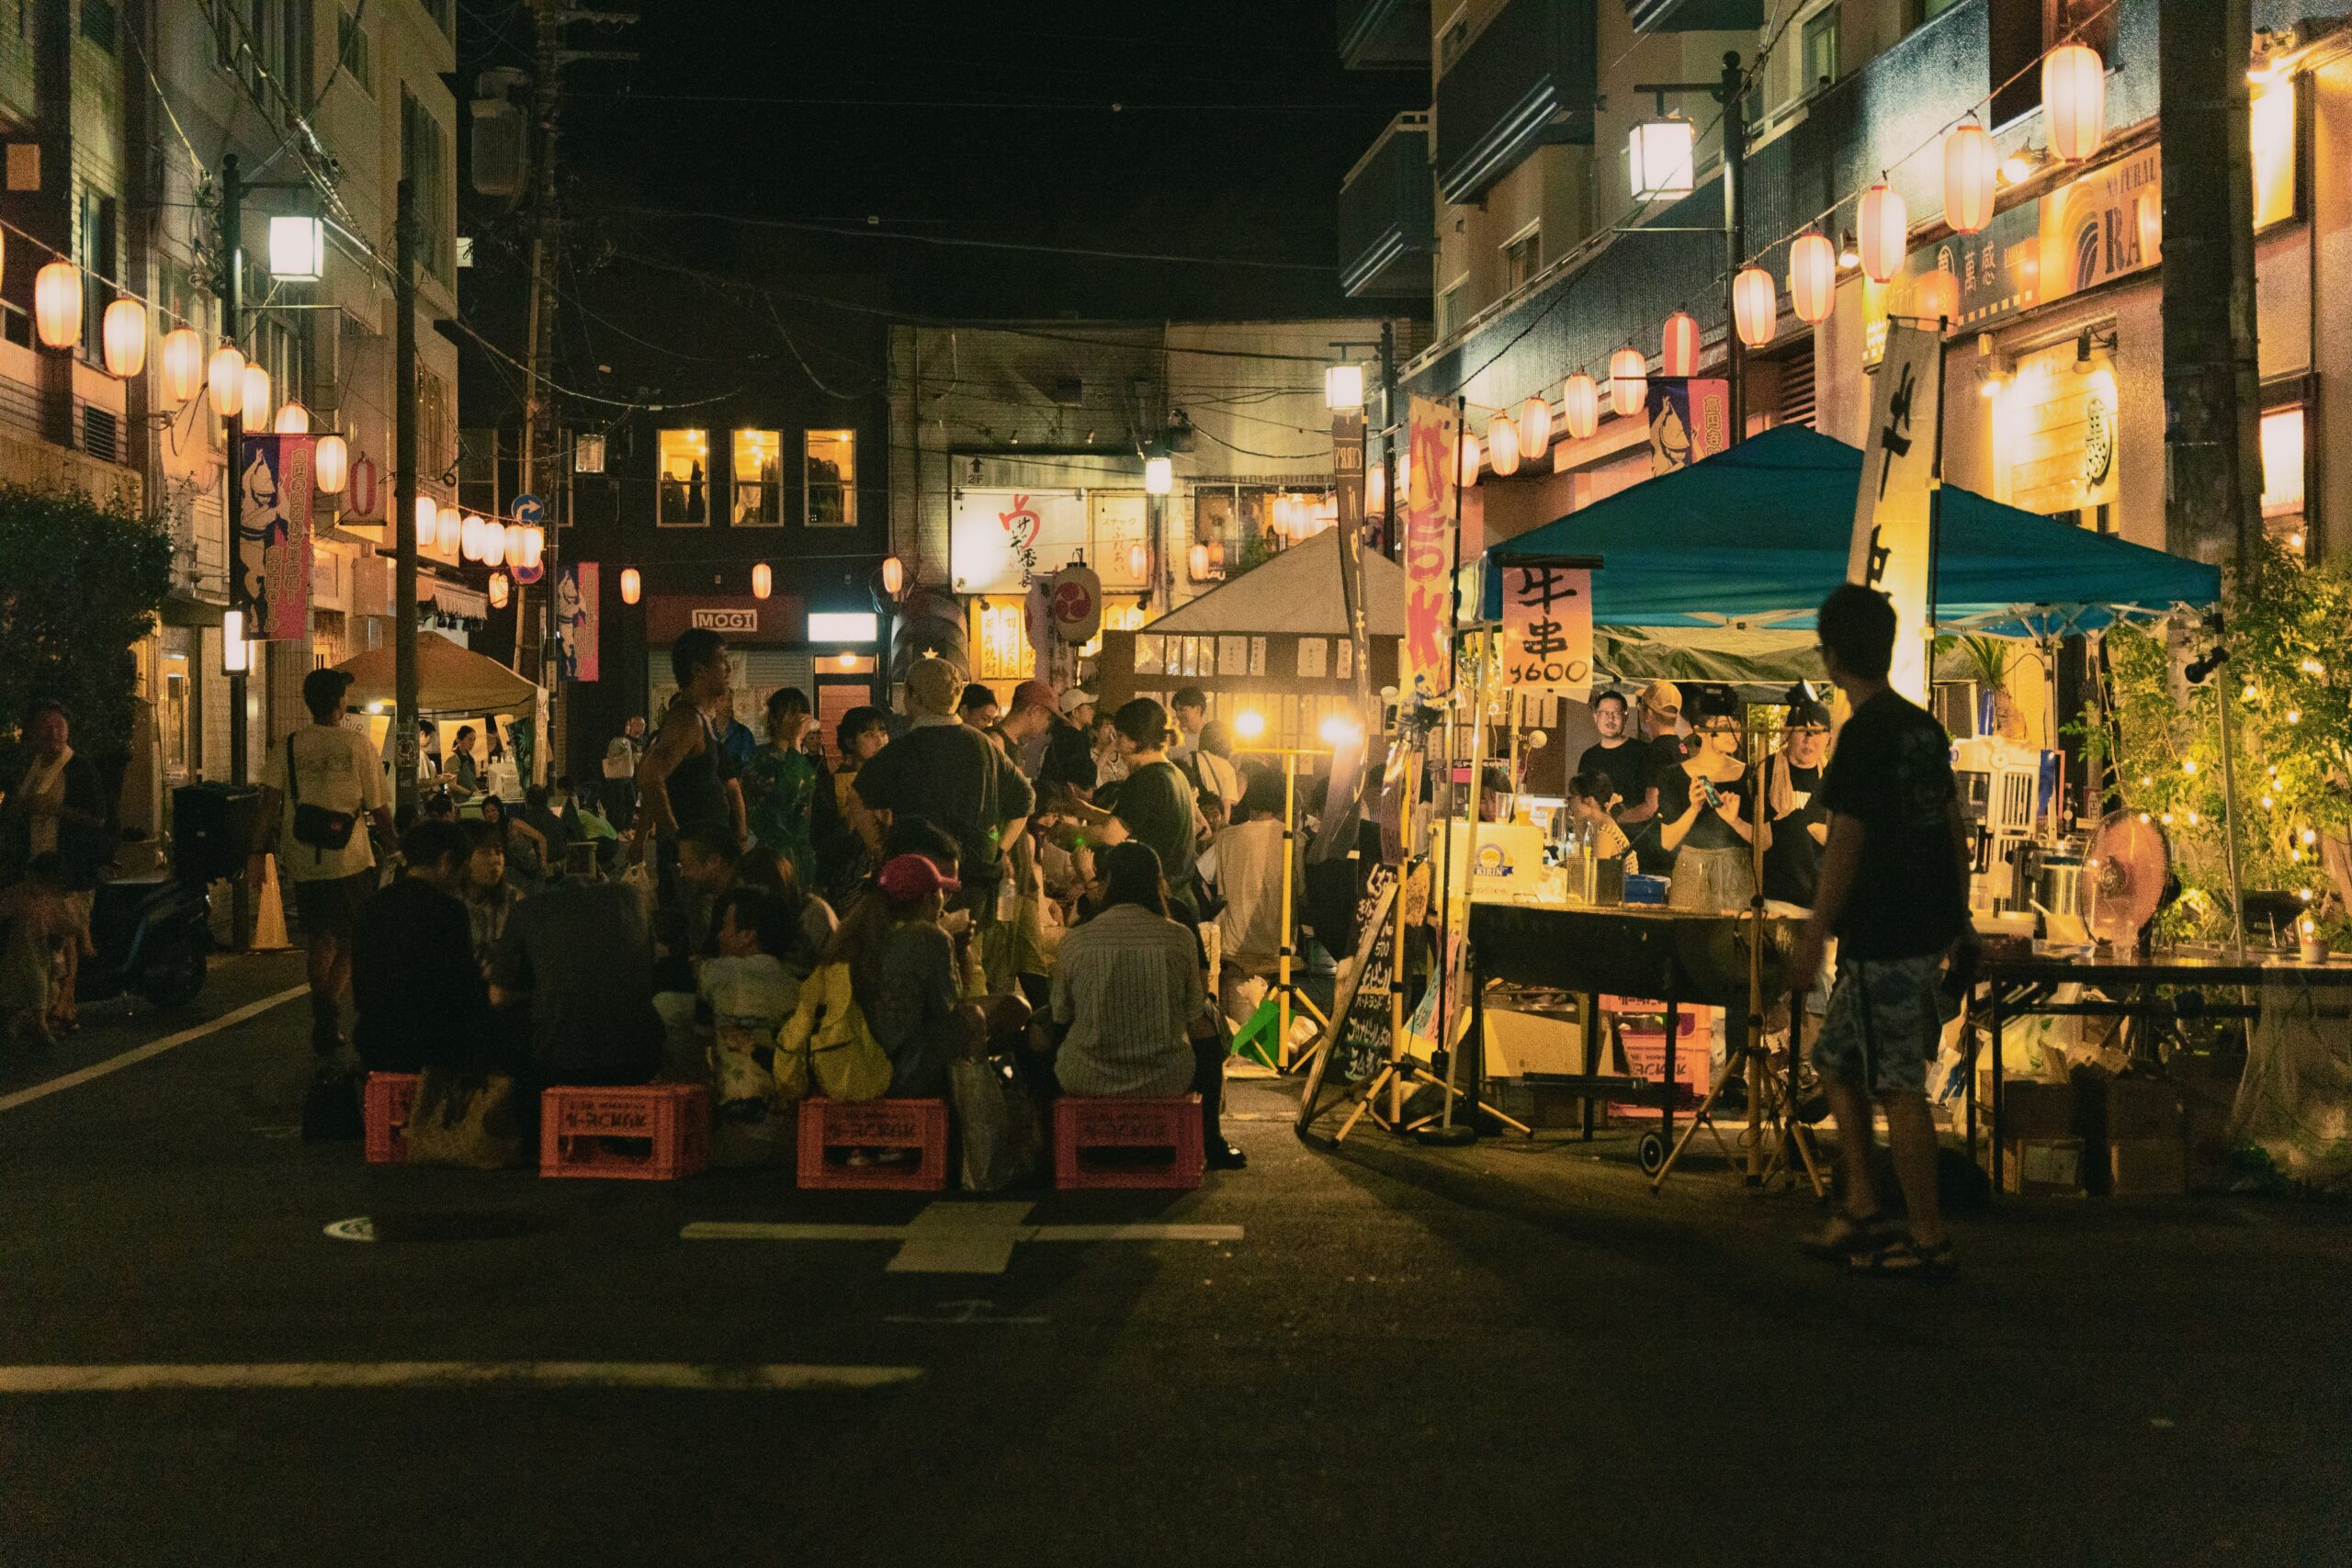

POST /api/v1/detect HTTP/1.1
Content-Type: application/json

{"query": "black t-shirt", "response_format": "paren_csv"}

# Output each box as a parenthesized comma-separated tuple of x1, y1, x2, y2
(1102, 760, 1200, 919)
(352, 876, 487, 1074)
(1577, 739, 1651, 816)
(1762, 758, 1826, 908)
(1818, 692, 1965, 960)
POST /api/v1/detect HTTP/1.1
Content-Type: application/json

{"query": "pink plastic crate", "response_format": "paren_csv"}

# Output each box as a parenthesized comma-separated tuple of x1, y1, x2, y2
(364, 1073, 418, 1164)
(1053, 1095, 1204, 1190)
(538, 1084, 710, 1180)
(796, 1098, 949, 1190)
(1607, 1028, 1712, 1119)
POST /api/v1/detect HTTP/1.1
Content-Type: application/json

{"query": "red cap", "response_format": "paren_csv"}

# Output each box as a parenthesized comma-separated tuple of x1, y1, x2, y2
(1010, 679, 1059, 715)
(878, 853, 960, 902)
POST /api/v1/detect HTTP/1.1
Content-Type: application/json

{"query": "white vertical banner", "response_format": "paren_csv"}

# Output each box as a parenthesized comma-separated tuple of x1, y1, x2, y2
(1848, 321, 1945, 703)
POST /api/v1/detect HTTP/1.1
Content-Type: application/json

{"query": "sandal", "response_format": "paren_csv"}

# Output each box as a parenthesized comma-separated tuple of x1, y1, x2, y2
(1803, 1211, 1891, 1260)
(1849, 1235, 1957, 1280)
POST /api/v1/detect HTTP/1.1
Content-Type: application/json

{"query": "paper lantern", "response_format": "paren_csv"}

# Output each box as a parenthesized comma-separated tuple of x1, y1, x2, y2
(1126, 541, 1148, 579)
(100, 298, 146, 378)
(751, 561, 772, 600)
(240, 363, 271, 427)
(1943, 118, 1997, 235)
(1610, 346, 1648, 419)
(274, 400, 309, 434)
(2042, 41, 2106, 163)
(518, 524, 544, 568)
(1788, 231, 1838, 324)
(1189, 542, 1210, 580)
(314, 433, 349, 495)
(160, 327, 204, 405)
(1209, 538, 1226, 571)
(1660, 310, 1701, 378)
(481, 522, 507, 569)
(881, 555, 904, 595)
(1365, 462, 1386, 513)
(415, 496, 437, 541)
(33, 261, 80, 349)
(1460, 431, 1482, 489)
(1562, 372, 1600, 440)
(1486, 412, 1521, 477)
(208, 345, 246, 416)
(1732, 266, 1778, 348)
(1914, 268, 1960, 325)
(1518, 395, 1552, 461)
(1858, 181, 1907, 283)
(436, 504, 461, 555)
(487, 573, 510, 610)
(620, 567, 641, 605)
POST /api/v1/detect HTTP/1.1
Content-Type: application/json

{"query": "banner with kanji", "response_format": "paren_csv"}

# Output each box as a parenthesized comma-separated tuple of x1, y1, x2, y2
(1314, 407, 1375, 864)
(1498, 562, 1594, 702)
(1849, 321, 1945, 703)
(1400, 396, 1460, 701)
(234, 434, 313, 641)
(1645, 378, 1732, 476)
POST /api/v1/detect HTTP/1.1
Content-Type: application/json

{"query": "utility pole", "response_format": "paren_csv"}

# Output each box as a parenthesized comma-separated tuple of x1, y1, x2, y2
(394, 177, 421, 818)
(1377, 320, 1396, 555)
(1718, 51, 1747, 446)
(2159, 0, 2263, 570)
(222, 155, 247, 792)
(514, 0, 560, 702)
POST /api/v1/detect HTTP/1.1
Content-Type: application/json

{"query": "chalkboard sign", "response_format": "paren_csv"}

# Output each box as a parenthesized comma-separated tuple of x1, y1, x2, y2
(1295, 867, 1397, 1133)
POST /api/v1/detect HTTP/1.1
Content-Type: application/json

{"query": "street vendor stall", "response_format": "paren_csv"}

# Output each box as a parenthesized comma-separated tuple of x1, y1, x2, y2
(334, 633, 548, 799)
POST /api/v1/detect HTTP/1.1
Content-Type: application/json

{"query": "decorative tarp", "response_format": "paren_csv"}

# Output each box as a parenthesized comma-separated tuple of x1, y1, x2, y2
(1479, 424, 2220, 635)
(334, 632, 542, 716)
(1147, 526, 1407, 637)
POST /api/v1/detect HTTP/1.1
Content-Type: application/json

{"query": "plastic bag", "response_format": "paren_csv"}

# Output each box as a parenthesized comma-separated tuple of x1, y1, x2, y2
(949, 1055, 1043, 1192)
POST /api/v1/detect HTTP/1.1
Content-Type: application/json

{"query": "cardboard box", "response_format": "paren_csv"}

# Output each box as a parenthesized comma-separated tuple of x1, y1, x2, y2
(1991, 1079, 2076, 1141)
(2002, 1137, 2084, 1196)
(2108, 1136, 2188, 1197)
(2101, 1077, 2184, 1139)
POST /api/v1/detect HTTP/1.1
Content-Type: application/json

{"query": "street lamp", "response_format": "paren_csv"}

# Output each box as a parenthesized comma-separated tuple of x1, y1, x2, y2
(1324, 363, 1365, 410)
(266, 214, 326, 282)
(220, 609, 248, 673)
(1628, 55, 1752, 446)
(1627, 112, 1697, 202)
(1143, 456, 1172, 495)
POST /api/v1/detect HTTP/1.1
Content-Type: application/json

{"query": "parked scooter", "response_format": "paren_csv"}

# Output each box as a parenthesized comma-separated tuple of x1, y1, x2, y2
(75, 865, 209, 1009)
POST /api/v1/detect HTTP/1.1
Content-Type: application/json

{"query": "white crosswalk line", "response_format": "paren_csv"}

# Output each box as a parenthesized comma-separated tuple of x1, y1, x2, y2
(681, 1201, 1244, 1274)
(0, 1361, 922, 1393)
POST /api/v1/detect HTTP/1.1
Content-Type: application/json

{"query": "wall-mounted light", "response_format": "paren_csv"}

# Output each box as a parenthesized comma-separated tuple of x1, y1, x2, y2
(266, 214, 326, 281)
(1324, 364, 1365, 410)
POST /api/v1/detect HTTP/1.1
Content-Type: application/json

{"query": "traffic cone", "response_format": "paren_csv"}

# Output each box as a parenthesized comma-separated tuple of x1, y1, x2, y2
(251, 854, 293, 951)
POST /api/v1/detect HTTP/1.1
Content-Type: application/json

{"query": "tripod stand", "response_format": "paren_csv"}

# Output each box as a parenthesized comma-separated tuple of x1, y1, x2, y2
(1650, 986, 1828, 1194)
(1228, 739, 1330, 1070)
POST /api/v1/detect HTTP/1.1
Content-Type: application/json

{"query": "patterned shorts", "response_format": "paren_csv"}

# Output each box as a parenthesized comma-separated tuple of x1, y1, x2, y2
(1812, 953, 1943, 1097)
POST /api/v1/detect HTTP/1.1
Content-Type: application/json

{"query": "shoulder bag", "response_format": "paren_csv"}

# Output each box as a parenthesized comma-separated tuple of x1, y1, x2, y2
(287, 733, 357, 863)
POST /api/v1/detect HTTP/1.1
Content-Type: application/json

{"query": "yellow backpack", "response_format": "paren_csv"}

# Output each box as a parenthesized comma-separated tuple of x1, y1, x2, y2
(774, 961, 895, 1104)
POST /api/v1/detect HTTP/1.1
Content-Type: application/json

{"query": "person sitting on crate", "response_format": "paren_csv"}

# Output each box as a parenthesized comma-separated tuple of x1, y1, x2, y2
(697, 886, 801, 1166)
(488, 873, 664, 1095)
(352, 819, 487, 1076)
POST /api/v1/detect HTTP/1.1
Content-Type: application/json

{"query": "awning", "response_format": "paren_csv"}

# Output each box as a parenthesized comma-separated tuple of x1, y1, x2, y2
(1148, 526, 1407, 637)
(334, 632, 541, 716)
(1479, 424, 2221, 636)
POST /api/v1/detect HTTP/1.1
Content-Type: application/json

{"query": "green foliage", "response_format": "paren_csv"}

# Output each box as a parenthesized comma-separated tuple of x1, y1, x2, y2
(2088, 543, 2352, 944)
(0, 481, 172, 759)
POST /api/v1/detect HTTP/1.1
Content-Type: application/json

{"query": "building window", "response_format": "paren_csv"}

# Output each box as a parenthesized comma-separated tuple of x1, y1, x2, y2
(1437, 276, 1469, 342)
(2260, 404, 2310, 560)
(1911, 0, 1961, 25)
(657, 428, 710, 525)
(77, 186, 116, 365)
(804, 430, 854, 527)
(80, 0, 114, 49)
(400, 87, 452, 282)
(1802, 5, 1841, 95)
(335, 5, 373, 96)
(731, 429, 782, 525)
(1501, 227, 1540, 293)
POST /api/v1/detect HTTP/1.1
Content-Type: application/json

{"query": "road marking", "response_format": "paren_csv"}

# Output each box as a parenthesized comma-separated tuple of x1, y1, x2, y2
(882, 1299, 1050, 1325)
(0, 984, 311, 1113)
(683, 1201, 1244, 1275)
(0, 1361, 922, 1393)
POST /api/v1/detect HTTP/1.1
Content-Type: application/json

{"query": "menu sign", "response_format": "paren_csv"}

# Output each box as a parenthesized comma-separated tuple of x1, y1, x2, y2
(1498, 561, 1594, 702)
(1849, 321, 1946, 704)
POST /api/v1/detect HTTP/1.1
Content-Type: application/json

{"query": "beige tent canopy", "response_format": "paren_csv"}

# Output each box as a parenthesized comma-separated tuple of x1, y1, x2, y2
(1146, 526, 1406, 637)
(334, 632, 541, 716)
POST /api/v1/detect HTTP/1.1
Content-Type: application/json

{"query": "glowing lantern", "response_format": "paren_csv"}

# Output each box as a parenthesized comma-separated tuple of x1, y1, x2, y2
(458, 514, 481, 560)
(1660, 310, 1701, 377)
(1943, 118, 1996, 235)
(1732, 266, 1777, 348)
(1610, 346, 1648, 419)
(487, 573, 509, 610)
(160, 327, 204, 405)
(33, 260, 80, 349)
(481, 523, 506, 569)
(1788, 231, 1837, 323)
(1143, 456, 1172, 495)
(1562, 372, 1600, 440)
(1627, 115, 1697, 201)
(1365, 463, 1386, 513)
(620, 567, 641, 605)
(518, 525, 544, 568)
(314, 433, 349, 494)
(1486, 412, 1520, 477)
(1914, 267, 1960, 325)
(100, 298, 146, 378)
(1127, 541, 1148, 579)
(1460, 432, 1482, 488)
(751, 562, 773, 600)
(414, 496, 436, 541)
(240, 363, 271, 427)
(208, 345, 246, 416)
(881, 555, 905, 595)
(1189, 543, 1210, 580)
(274, 400, 310, 434)
(436, 504, 461, 555)
(1858, 181, 1907, 283)
(2042, 41, 2106, 163)
(1209, 538, 1226, 571)
(1518, 395, 1552, 461)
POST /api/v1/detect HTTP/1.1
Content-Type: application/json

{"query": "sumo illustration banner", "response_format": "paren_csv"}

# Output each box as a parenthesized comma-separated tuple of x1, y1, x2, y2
(235, 434, 313, 641)
(1645, 378, 1730, 476)
(556, 562, 599, 682)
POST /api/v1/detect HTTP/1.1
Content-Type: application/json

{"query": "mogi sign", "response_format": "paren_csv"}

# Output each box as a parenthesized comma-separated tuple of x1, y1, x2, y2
(1498, 562, 1593, 702)
(691, 608, 759, 634)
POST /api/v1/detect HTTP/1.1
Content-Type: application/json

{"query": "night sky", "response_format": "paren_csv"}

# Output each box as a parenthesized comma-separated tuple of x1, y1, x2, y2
(456, 1, 1426, 422)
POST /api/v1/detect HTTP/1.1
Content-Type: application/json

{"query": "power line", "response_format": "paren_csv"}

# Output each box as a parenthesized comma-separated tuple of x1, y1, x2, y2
(585, 205, 1333, 273)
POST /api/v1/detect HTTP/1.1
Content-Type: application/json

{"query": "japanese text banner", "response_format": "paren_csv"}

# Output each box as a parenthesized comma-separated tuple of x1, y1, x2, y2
(1401, 397, 1459, 701)
(1849, 321, 1944, 703)
(1498, 563, 1593, 702)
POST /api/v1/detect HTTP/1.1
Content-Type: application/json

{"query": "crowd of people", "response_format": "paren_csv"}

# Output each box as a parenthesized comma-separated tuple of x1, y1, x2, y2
(264, 631, 1274, 1174)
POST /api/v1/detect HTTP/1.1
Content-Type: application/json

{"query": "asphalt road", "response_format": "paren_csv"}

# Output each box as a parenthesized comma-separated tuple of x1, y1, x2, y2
(3, 954, 2349, 1566)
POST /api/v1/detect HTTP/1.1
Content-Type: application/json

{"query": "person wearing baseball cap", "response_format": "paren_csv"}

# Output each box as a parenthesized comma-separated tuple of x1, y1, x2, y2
(831, 853, 965, 1098)
(1060, 687, 1097, 725)
(855, 658, 1035, 918)
(1762, 689, 1833, 911)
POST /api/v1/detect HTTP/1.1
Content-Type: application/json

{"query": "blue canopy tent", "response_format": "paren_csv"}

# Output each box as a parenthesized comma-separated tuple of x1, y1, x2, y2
(1478, 424, 2220, 640)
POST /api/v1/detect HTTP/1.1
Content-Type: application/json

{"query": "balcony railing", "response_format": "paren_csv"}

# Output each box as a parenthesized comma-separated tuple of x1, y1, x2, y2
(1339, 114, 1434, 299)
(1338, 0, 1430, 69)
(1434, 0, 1599, 207)
(1622, 0, 1763, 31)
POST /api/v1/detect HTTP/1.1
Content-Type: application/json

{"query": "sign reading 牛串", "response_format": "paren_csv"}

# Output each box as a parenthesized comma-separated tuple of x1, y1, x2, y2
(1498, 562, 1593, 702)
(1849, 320, 1945, 704)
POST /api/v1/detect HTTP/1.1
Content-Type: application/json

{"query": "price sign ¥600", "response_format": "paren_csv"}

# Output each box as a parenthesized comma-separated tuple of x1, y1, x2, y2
(1498, 563, 1593, 701)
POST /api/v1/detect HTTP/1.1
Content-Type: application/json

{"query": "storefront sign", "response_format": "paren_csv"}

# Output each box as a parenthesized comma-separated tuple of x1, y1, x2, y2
(1401, 397, 1460, 701)
(556, 562, 599, 682)
(235, 434, 312, 641)
(1645, 378, 1730, 476)
(1498, 562, 1594, 702)
(691, 607, 759, 633)
(1849, 321, 1945, 704)
(2040, 142, 2160, 306)
(949, 489, 1087, 594)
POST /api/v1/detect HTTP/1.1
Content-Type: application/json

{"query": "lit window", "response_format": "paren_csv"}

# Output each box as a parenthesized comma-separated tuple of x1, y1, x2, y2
(805, 429, 854, 527)
(2260, 405, 2309, 560)
(731, 429, 782, 525)
(1502, 229, 1541, 292)
(656, 429, 710, 525)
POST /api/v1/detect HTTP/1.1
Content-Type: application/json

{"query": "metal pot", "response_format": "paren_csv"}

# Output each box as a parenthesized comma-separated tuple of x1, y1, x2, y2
(2036, 850, 2086, 920)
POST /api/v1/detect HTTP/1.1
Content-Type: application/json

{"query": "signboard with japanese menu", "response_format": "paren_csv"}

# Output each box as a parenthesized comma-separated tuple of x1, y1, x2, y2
(1497, 562, 1594, 702)
(1849, 321, 1946, 704)
(1400, 397, 1460, 702)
